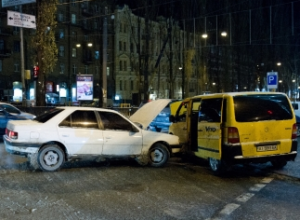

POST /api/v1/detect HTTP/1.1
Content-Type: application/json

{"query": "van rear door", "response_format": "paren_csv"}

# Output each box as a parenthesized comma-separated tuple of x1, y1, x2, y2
(232, 94, 295, 158)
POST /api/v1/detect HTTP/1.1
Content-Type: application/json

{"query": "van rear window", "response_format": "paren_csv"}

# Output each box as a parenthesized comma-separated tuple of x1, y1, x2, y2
(233, 94, 293, 122)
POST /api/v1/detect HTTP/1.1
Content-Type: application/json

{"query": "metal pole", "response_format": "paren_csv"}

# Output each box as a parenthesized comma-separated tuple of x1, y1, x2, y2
(102, 7, 107, 108)
(20, 6, 26, 106)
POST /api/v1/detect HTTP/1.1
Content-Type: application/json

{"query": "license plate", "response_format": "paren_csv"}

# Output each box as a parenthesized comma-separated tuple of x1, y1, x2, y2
(256, 145, 277, 152)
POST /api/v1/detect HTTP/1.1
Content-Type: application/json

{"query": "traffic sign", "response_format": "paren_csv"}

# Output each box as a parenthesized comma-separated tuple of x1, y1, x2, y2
(2, 0, 36, 8)
(7, 10, 36, 29)
(267, 72, 278, 89)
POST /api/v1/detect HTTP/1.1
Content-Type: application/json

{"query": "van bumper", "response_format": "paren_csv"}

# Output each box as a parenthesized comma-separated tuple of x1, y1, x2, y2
(222, 141, 298, 164)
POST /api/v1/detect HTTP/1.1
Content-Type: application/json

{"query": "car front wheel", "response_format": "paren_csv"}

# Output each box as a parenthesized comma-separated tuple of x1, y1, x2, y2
(38, 144, 65, 172)
(149, 143, 170, 168)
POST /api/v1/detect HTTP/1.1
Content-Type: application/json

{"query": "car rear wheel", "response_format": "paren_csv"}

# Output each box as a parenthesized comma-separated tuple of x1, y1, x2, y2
(38, 144, 65, 172)
(209, 158, 226, 175)
(271, 159, 287, 169)
(149, 143, 170, 168)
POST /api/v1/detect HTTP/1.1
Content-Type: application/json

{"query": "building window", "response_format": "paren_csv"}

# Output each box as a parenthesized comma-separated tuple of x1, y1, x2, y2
(123, 42, 126, 52)
(120, 80, 122, 90)
(71, 31, 77, 40)
(14, 63, 19, 72)
(107, 67, 110, 76)
(124, 61, 127, 71)
(60, 64, 65, 74)
(95, 66, 99, 75)
(123, 24, 126, 33)
(119, 41, 122, 51)
(71, 0, 76, 6)
(95, 51, 99, 59)
(59, 29, 64, 39)
(93, 21, 98, 30)
(72, 64, 77, 75)
(71, 14, 76, 24)
(59, 46, 64, 57)
(85, 65, 88, 74)
(0, 60, 3, 72)
(13, 41, 20, 52)
(130, 43, 134, 53)
(119, 61, 122, 71)
(84, 35, 89, 41)
(131, 80, 133, 90)
(58, 13, 63, 22)
(72, 48, 76, 57)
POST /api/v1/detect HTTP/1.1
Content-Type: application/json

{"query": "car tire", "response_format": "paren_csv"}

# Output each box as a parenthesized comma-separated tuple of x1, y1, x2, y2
(209, 157, 226, 176)
(271, 159, 287, 169)
(38, 144, 65, 172)
(148, 143, 170, 168)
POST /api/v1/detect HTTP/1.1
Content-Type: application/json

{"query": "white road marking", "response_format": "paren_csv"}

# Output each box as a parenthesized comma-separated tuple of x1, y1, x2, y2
(219, 203, 241, 215)
(249, 183, 266, 192)
(235, 193, 255, 203)
(261, 177, 273, 184)
(206, 177, 274, 219)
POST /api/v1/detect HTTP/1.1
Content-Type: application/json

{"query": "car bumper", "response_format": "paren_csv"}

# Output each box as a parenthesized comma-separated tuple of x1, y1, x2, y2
(4, 135, 39, 157)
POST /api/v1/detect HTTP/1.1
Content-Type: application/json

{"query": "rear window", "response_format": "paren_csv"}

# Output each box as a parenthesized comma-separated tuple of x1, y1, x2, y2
(233, 94, 293, 122)
(34, 108, 64, 123)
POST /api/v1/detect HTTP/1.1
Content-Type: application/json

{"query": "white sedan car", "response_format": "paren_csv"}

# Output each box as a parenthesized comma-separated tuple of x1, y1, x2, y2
(4, 101, 180, 172)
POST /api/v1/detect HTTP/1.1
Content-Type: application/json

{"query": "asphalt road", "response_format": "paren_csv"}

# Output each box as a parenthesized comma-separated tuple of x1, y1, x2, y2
(0, 142, 300, 220)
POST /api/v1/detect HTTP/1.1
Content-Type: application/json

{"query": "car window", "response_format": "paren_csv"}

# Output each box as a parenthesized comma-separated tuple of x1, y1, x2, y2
(292, 103, 299, 110)
(98, 111, 133, 131)
(0, 110, 6, 117)
(176, 102, 188, 122)
(59, 110, 99, 129)
(233, 94, 293, 122)
(0, 104, 20, 114)
(199, 98, 222, 123)
(35, 108, 64, 123)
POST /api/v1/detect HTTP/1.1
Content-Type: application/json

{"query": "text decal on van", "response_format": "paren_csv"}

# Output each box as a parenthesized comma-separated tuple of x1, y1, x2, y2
(205, 126, 217, 132)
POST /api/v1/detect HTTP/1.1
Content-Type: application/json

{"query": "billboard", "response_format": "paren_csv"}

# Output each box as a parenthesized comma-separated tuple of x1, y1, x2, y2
(76, 75, 93, 101)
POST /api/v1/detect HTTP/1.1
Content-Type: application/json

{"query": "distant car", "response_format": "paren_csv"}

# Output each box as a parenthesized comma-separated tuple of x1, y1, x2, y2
(291, 101, 300, 137)
(0, 102, 36, 119)
(148, 107, 171, 133)
(0, 108, 28, 136)
(4, 103, 180, 172)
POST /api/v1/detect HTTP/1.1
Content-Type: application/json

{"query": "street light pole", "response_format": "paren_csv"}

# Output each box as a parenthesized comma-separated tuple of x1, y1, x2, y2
(20, 5, 26, 106)
(102, 7, 107, 108)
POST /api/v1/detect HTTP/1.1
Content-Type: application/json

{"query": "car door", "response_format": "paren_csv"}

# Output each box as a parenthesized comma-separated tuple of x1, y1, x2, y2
(98, 111, 143, 156)
(196, 98, 223, 160)
(169, 101, 189, 145)
(58, 110, 104, 155)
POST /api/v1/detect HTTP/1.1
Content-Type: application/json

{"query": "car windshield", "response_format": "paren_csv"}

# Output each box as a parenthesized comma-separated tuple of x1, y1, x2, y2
(34, 108, 64, 123)
(233, 94, 293, 122)
(0, 104, 20, 114)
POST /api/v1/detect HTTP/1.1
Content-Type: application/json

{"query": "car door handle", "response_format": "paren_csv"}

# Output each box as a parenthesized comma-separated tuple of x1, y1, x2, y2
(62, 135, 69, 137)
(105, 137, 112, 139)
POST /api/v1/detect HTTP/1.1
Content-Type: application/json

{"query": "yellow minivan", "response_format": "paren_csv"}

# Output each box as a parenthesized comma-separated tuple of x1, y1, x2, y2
(169, 92, 298, 175)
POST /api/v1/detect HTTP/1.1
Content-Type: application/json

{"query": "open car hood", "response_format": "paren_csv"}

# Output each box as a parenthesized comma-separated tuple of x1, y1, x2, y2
(130, 99, 172, 129)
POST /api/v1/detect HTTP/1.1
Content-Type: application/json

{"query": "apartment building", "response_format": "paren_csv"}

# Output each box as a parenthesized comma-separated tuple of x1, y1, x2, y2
(0, 2, 199, 106)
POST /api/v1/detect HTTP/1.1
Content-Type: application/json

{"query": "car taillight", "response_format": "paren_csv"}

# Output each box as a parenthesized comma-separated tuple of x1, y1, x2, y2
(292, 124, 297, 139)
(228, 127, 240, 144)
(6, 128, 18, 140)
